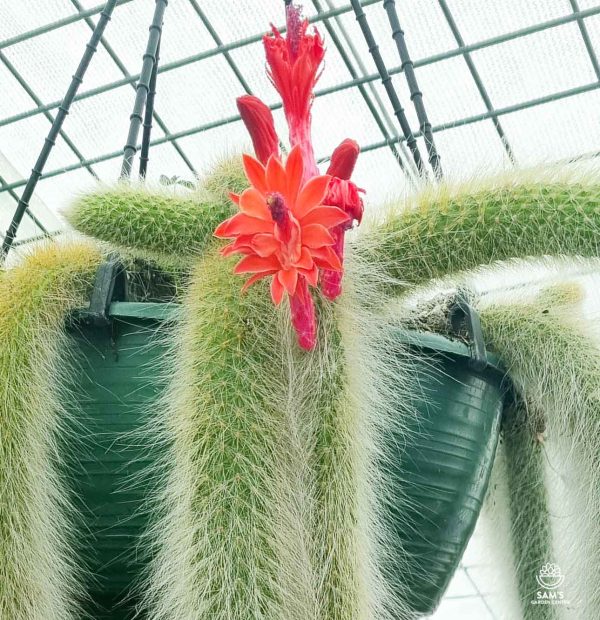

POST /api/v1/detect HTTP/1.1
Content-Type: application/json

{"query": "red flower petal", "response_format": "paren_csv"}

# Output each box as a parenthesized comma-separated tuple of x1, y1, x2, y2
(221, 243, 246, 258)
(237, 96, 280, 165)
(278, 268, 299, 295)
(266, 156, 288, 195)
(263, 18, 324, 131)
(300, 206, 350, 229)
(295, 174, 331, 218)
(249, 233, 279, 257)
(285, 145, 304, 204)
(242, 270, 277, 292)
(229, 192, 240, 205)
(242, 153, 268, 195)
(295, 247, 314, 270)
(215, 213, 273, 238)
(299, 264, 319, 287)
(234, 254, 281, 274)
(271, 275, 285, 305)
(220, 234, 257, 256)
(311, 246, 343, 271)
(301, 223, 334, 248)
(239, 187, 271, 220)
(325, 177, 365, 224)
(214, 217, 235, 238)
(326, 139, 360, 180)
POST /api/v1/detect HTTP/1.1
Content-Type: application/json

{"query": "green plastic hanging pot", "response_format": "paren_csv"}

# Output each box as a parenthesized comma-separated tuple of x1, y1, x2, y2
(64, 302, 178, 620)
(384, 328, 506, 616)
(63, 297, 505, 619)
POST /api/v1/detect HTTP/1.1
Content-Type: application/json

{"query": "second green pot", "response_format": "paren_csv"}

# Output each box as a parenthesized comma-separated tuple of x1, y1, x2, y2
(383, 329, 506, 615)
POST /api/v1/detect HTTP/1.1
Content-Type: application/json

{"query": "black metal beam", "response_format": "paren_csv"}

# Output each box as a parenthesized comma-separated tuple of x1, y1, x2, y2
(384, 0, 442, 178)
(120, 0, 168, 179)
(139, 36, 160, 178)
(349, 0, 427, 177)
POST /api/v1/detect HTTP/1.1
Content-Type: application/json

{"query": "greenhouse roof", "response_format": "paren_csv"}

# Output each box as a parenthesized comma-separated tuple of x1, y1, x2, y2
(2, 0, 600, 259)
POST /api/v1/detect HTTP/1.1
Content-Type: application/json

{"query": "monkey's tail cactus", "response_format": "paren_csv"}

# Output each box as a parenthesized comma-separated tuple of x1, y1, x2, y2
(139, 243, 414, 620)
(65, 156, 246, 271)
(478, 283, 600, 617)
(0, 241, 101, 620)
(140, 247, 321, 620)
(307, 253, 414, 620)
(358, 169, 600, 289)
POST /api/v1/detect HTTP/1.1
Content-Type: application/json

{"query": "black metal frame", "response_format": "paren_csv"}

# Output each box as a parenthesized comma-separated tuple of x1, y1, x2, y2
(350, 0, 427, 177)
(121, 0, 168, 179)
(139, 36, 161, 179)
(0, 0, 119, 261)
(383, 0, 443, 178)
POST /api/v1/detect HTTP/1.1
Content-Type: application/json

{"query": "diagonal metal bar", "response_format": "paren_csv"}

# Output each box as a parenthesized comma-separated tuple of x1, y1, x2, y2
(4, 78, 598, 195)
(0, 50, 98, 180)
(1, 0, 118, 260)
(321, 0, 420, 183)
(0, 0, 133, 51)
(569, 0, 600, 80)
(139, 35, 160, 178)
(187, 0, 252, 94)
(0, 230, 24, 260)
(384, 0, 443, 178)
(311, 0, 418, 184)
(121, 0, 168, 178)
(69, 0, 197, 175)
(12, 230, 63, 248)
(463, 565, 498, 619)
(0, 173, 51, 237)
(349, 0, 427, 176)
(2, 77, 598, 193)
(0, 0, 385, 130)
(437, 0, 517, 165)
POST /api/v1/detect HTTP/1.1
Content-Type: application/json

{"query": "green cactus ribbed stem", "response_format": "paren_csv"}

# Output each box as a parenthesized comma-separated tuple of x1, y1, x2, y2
(358, 181, 600, 288)
(65, 157, 247, 270)
(66, 185, 234, 270)
(479, 284, 600, 616)
(141, 249, 318, 620)
(0, 242, 101, 620)
(311, 307, 365, 620)
(502, 400, 557, 619)
(307, 263, 409, 620)
(140, 249, 403, 619)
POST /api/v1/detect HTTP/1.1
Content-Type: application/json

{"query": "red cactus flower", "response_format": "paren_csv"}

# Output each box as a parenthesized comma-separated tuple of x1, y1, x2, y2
(216, 3, 365, 349)
(237, 95, 280, 165)
(214, 145, 349, 349)
(263, 3, 324, 181)
(321, 139, 364, 300)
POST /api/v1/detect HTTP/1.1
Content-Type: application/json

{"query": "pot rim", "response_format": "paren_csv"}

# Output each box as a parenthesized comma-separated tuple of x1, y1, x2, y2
(102, 302, 505, 374)
(393, 327, 505, 375)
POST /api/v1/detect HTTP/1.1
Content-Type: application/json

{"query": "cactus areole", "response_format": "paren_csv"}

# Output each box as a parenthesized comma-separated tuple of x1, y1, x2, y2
(215, 3, 364, 349)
